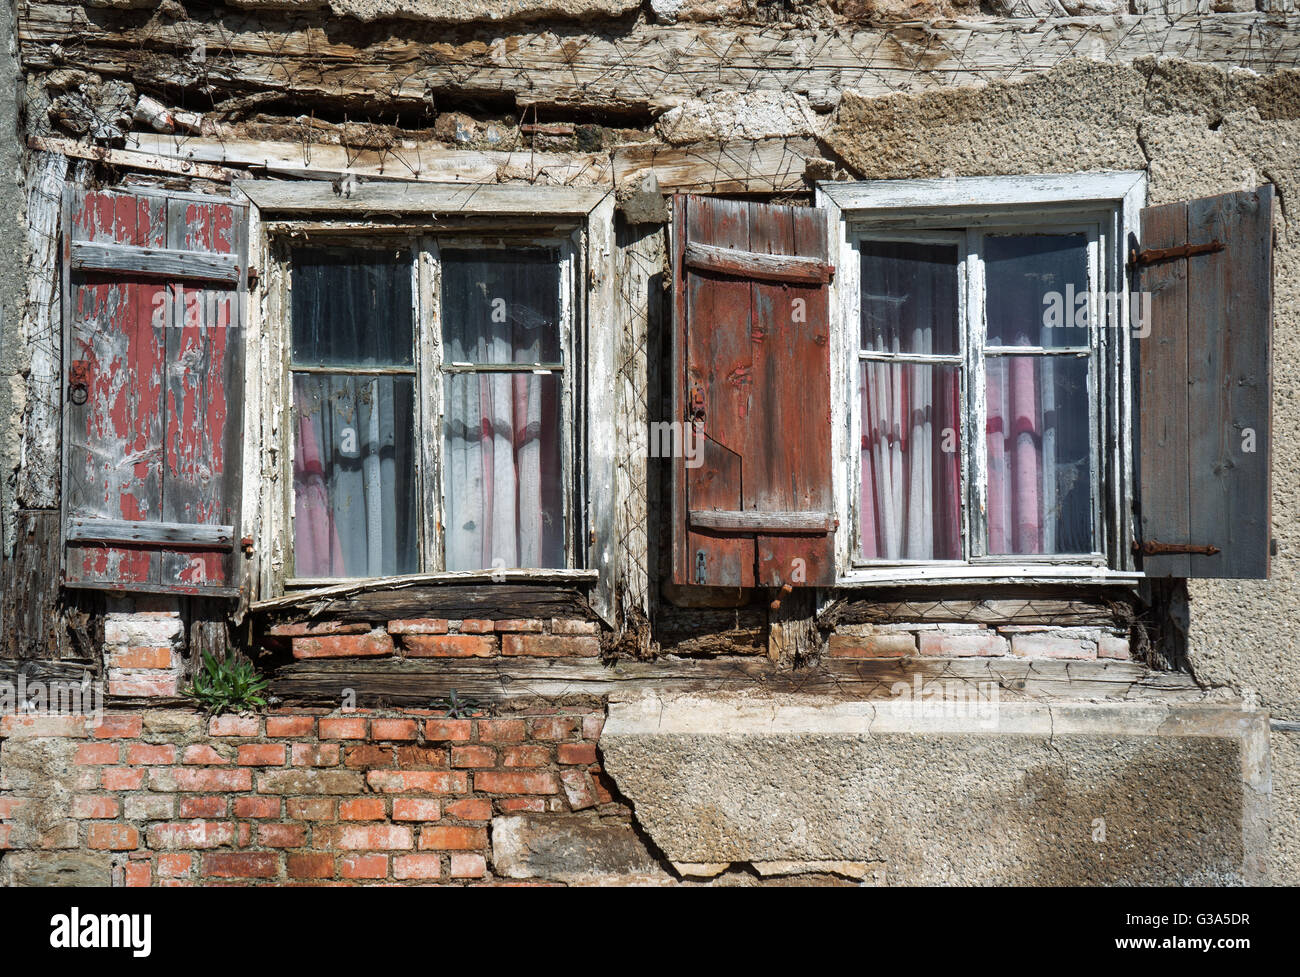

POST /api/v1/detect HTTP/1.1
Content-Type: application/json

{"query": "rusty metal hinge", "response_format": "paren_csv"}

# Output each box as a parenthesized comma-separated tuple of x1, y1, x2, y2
(1129, 240, 1225, 267)
(1133, 539, 1220, 556)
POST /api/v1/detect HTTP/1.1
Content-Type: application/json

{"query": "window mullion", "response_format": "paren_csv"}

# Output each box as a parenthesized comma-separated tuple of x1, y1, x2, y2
(965, 227, 986, 561)
(418, 236, 444, 573)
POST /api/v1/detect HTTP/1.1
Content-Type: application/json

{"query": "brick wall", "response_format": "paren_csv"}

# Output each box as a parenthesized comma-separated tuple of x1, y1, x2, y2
(826, 623, 1130, 660)
(0, 707, 615, 886)
(274, 617, 602, 661)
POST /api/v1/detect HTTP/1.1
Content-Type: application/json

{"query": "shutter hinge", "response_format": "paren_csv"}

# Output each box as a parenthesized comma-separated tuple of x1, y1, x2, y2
(1129, 240, 1225, 267)
(1133, 539, 1220, 556)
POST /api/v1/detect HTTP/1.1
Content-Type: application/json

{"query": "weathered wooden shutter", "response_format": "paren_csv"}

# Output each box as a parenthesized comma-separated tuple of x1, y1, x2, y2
(1136, 185, 1272, 578)
(62, 187, 248, 596)
(670, 195, 835, 588)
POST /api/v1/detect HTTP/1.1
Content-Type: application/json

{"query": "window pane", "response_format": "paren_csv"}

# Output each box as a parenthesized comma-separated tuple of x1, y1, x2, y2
(292, 374, 418, 577)
(443, 372, 564, 570)
(859, 362, 962, 561)
(860, 240, 959, 355)
(291, 247, 413, 366)
(441, 249, 560, 364)
(985, 355, 1093, 555)
(985, 234, 1089, 348)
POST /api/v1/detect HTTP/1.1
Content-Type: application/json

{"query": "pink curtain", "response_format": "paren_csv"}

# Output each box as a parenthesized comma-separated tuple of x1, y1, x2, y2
(986, 357, 1051, 555)
(292, 405, 344, 576)
(859, 363, 962, 560)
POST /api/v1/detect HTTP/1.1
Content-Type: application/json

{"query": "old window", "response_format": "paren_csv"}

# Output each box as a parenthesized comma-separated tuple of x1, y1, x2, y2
(286, 238, 575, 582)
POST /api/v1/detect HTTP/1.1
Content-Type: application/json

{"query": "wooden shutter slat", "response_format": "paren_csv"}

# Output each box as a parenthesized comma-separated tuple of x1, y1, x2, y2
(689, 510, 836, 533)
(70, 241, 241, 283)
(1138, 186, 1272, 579)
(67, 518, 236, 549)
(683, 240, 834, 284)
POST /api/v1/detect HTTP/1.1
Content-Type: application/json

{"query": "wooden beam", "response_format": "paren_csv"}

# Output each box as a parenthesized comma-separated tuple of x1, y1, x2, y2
(28, 134, 237, 182)
(234, 179, 610, 216)
(613, 139, 816, 195)
(684, 242, 834, 284)
(250, 577, 597, 620)
(70, 242, 242, 283)
(66, 517, 237, 549)
(689, 509, 837, 532)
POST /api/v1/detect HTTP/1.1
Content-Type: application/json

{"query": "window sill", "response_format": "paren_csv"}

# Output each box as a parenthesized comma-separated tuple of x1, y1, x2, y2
(836, 565, 1143, 588)
(252, 568, 599, 614)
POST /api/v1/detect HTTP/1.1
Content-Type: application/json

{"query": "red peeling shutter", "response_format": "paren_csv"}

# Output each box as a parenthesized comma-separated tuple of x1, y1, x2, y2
(671, 194, 836, 588)
(1136, 185, 1273, 578)
(61, 187, 249, 596)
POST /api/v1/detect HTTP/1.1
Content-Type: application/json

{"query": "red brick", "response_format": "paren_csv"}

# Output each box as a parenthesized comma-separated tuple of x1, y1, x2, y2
(339, 797, 387, 821)
(288, 853, 335, 879)
(402, 634, 495, 658)
(0, 798, 27, 819)
(101, 767, 145, 790)
(182, 744, 230, 765)
(917, 630, 1009, 658)
(125, 860, 151, 887)
(267, 715, 317, 737)
(156, 853, 193, 878)
(331, 824, 413, 850)
(551, 618, 600, 635)
(178, 796, 227, 818)
(1099, 633, 1131, 660)
(75, 742, 120, 765)
(444, 798, 492, 821)
(204, 852, 278, 879)
(387, 618, 449, 635)
(531, 717, 579, 741)
(147, 821, 238, 849)
(109, 645, 174, 669)
(450, 853, 487, 879)
(370, 719, 418, 740)
(502, 634, 600, 658)
(393, 854, 443, 880)
(343, 745, 394, 768)
(0, 715, 88, 738)
(476, 719, 525, 744)
(126, 743, 176, 765)
(1009, 631, 1098, 660)
(109, 674, 178, 697)
(827, 633, 918, 659)
(423, 719, 472, 742)
(456, 619, 494, 634)
(475, 770, 558, 795)
(418, 825, 487, 851)
(557, 743, 598, 765)
(88, 823, 139, 850)
(234, 796, 281, 819)
(239, 744, 286, 766)
(502, 745, 551, 767)
(259, 823, 309, 848)
(393, 798, 441, 822)
(286, 798, 336, 821)
(269, 621, 369, 637)
(451, 745, 497, 768)
(91, 715, 143, 739)
(339, 854, 388, 879)
(366, 770, 467, 794)
(320, 717, 368, 740)
(582, 715, 605, 740)
(293, 633, 393, 659)
(498, 797, 546, 813)
(494, 619, 544, 632)
(0, 825, 11, 849)
(71, 795, 119, 819)
(291, 743, 340, 766)
(163, 767, 253, 792)
(591, 766, 617, 805)
(209, 715, 260, 737)
(394, 745, 447, 767)
(560, 769, 596, 811)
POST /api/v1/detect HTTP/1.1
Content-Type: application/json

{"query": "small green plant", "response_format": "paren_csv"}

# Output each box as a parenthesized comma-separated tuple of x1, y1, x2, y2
(430, 688, 489, 718)
(183, 652, 269, 716)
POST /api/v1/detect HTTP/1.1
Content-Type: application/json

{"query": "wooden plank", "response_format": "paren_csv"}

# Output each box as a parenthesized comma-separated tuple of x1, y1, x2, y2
(1185, 186, 1273, 578)
(821, 172, 1148, 212)
(66, 517, 235, 548)
(28, 134, 236, 182)
(71, 241, 241, 283)
(251, 579, 595, 619)
(684, 241, 833, 284)
(234, 180, 609, 217)
(614, 139, 815, 195)
(690, 509, 836, 532)
(1137, 201, 1191, 577)
(19, 7, 1300, 115)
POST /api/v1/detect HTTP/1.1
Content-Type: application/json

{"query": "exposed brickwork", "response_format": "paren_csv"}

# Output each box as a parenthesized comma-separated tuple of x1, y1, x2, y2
(104, 611, 183, 698)
(0, 707, 610, 886)
(280, 616, 605, 662)
(826, 623, 1132, 661)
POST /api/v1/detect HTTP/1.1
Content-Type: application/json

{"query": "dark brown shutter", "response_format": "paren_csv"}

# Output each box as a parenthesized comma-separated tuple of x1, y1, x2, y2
(671, 194, 835, 588)
(1136, 185, 1273, 578)
(62, 187, 249, 597)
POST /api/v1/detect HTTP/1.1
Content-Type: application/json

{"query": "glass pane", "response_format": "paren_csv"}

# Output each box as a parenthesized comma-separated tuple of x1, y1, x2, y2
(441, 249, 561, 364)
(291, 247, 413, 366)
(443, 372, 564, 571)
(292, 374, 418, 577)
(985, 355, 1093, 555)
(860, 240, 959, 355)
(985, 234, 1089, 348)
(859, 362, 962, 561)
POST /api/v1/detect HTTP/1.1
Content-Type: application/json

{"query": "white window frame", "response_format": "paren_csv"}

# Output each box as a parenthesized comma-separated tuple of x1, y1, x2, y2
(817, 172, 1147, 587)
(235, 182, 618, 621)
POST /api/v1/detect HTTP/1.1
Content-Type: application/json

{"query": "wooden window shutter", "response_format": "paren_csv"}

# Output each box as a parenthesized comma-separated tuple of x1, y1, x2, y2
(1136, 185, 1273, 578)
(670, 194, 836, 588)
(61, 187, 249, 597)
